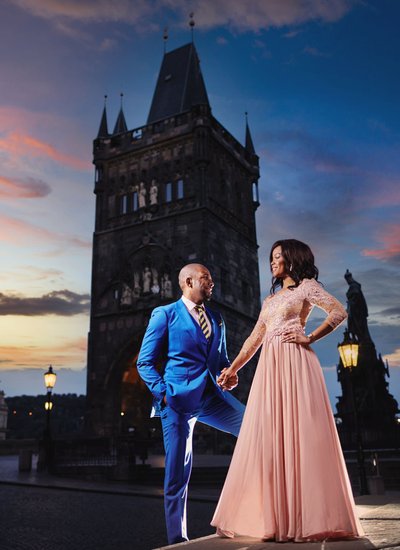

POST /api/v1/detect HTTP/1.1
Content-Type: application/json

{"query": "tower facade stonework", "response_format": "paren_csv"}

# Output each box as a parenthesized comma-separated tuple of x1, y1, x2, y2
(86, 43, 261, 438)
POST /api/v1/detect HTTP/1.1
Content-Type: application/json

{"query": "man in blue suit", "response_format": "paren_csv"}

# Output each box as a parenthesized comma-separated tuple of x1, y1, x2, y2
(137, 263, 245, 544)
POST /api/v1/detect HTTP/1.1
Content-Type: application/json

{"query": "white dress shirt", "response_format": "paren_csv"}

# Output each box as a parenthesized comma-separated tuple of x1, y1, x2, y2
(181, 296, 212, 335)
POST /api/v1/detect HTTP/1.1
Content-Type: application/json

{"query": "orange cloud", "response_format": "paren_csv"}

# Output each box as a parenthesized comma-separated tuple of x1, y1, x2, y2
(0, 213, 91, 249)
(0, 337, 87, 369)
(363, 223, 400, 260)
(0, 132, 89, 171)
(0, 175, 51, 198)
(384, 348, 400, 368)
(10, 0, 354, 31)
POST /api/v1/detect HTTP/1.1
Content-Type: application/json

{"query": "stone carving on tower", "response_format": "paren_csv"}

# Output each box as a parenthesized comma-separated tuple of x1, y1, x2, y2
(86, 41, 261, 445)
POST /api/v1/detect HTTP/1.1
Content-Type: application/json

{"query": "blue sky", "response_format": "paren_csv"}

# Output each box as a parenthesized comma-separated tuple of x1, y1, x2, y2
(0, 0, 399, 412)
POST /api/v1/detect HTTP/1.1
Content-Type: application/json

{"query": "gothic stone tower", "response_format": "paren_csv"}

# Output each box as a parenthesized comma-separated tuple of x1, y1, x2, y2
(86, 43, 261, 438)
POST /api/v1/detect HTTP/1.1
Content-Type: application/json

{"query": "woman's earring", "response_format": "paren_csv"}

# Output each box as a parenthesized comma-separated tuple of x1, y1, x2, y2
(289, 264, 293, 271)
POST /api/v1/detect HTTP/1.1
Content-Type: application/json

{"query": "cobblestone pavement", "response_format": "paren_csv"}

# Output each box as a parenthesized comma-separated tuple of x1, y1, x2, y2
(0, 484, 215, 550)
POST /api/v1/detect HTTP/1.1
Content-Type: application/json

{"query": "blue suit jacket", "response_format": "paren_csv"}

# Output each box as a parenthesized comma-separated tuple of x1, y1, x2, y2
(137, 299, 236, 416)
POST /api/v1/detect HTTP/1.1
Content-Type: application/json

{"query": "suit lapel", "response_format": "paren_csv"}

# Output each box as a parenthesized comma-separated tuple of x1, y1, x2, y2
(205, 307, 220, 356)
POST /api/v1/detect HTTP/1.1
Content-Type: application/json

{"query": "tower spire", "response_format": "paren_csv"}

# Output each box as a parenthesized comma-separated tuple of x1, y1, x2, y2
(97, 95, 109, 138)
(245, 111, 256, 155)
(113, 93, 128, 134)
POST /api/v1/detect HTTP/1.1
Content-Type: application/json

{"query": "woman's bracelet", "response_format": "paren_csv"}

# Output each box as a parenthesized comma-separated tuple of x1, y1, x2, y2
(307, 332, 315, 343)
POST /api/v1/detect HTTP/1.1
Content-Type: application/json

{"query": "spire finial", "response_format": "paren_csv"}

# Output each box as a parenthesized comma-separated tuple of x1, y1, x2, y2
(189, 12, 195, 42)
(163, 26, 168, 53)
(104, 94, 108, 107)
(120, 92, 124, 108)
(245, 111, 248, 123)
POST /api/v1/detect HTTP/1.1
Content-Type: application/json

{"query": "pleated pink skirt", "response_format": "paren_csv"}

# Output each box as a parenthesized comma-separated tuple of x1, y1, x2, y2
(211, 337, 364, 542)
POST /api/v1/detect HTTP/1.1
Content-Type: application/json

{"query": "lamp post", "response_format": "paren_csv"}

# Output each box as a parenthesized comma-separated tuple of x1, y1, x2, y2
(338, 330, 369, 495)
(41, 365, 57, 471)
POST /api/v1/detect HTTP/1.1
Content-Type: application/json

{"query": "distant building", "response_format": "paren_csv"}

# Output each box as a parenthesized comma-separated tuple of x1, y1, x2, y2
(336, 271, 400, 449)
(85, 42, 262, 440)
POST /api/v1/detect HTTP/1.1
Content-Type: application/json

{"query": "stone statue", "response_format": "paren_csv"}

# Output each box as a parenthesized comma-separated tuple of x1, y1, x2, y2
(161, 273, 173, 299)
(133, 271, 141, 297)
(150, 179, 158, 205)
(120, 284, 132, 305)
(344, 269, 372, 343)
(138, 182, 147, 208)
(142, 266, 152, 293)
(151, 268, 160, 294)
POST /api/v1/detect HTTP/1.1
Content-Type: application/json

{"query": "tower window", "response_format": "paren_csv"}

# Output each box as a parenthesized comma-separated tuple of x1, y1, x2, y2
(177, 179, 184, 199)
(132, 191, 138, 211)
(165, 182, 172, 202)
(252, 182, 259, 203)
(120, 194, 128, 215)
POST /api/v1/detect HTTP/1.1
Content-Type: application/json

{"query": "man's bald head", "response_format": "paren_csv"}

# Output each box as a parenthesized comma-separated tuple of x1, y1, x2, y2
(178, 264, 214, 304)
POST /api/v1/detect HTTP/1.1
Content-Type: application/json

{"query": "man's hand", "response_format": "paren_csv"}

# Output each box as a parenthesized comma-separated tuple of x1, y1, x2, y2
(217, 367, 239, 391)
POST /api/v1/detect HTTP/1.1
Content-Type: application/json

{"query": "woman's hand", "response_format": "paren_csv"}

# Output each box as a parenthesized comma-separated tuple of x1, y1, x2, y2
(281, 331, 311, 345)
(217, 367, 239, 391)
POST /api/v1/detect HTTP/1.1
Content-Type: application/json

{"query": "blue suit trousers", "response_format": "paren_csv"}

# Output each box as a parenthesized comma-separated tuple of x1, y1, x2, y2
(160, 381, 244, 544)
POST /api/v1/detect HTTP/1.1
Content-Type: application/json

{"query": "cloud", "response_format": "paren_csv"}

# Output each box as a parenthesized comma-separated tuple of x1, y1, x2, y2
(0, 290, 90, 316)
(0, 266, 64, 285)
(362, 223, 400, 263)
(10, 0, 155, 24)
(0, 175, 51, 199)
(0, 131, 90, 171)
(216, 36, 228, 45)
(0, 213, 91, 250)
(0, 338, 87, 369)
(10, 0, 356, 32)
(302, 46, 330, 57)
(376, 307, 400, 320)
(384, 348, 400, 368)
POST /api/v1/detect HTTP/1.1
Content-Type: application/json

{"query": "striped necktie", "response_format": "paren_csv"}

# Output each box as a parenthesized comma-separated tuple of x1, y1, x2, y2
(195, 305, 211, 340)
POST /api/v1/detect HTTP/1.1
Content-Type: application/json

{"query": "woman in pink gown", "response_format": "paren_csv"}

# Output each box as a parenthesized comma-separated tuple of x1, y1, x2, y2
(211, 239, 364, 542)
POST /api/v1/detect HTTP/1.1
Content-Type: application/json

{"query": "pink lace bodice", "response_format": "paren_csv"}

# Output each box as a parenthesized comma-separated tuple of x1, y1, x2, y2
(241, 278, 347, 360)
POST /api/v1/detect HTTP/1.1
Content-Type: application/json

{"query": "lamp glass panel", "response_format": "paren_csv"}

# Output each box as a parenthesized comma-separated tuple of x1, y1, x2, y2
(339, 343, 351, 368)
(44, 372, 57, 389)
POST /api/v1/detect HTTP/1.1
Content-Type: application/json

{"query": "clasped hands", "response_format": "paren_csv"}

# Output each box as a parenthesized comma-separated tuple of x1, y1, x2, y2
(217, 367, 239, 391)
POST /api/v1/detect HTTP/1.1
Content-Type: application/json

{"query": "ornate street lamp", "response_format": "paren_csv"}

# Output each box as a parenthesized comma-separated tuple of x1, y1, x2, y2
(338, 331, 369, 495)
(39, 366, 57, 472)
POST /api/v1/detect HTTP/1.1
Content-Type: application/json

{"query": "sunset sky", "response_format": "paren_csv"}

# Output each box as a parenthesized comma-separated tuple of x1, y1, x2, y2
(0, 0, 399, 412)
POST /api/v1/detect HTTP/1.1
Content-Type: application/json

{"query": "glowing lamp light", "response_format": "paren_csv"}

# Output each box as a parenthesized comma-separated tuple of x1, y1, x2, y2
(338, 329, 359, 369)
(120, 411, 125, 416)
(45, 401, 53, 411)
(44, 365, 57, 390)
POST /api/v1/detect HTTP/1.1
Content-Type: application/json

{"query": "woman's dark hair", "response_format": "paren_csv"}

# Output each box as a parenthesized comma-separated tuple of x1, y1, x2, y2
(269, 239, 319, 294)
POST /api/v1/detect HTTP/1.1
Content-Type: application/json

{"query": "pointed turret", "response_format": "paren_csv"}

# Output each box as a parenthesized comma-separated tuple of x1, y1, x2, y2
(147, 42, 210, 124)
(113, 107, 128, 135)
(245, 113, 256, 155)
(113, 93, 128, 134)
(97, 96, 109, 138)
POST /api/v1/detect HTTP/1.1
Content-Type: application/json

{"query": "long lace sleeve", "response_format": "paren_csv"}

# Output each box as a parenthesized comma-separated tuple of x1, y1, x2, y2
(239, 299, 267, 361)
(302, 278, 347, 330)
